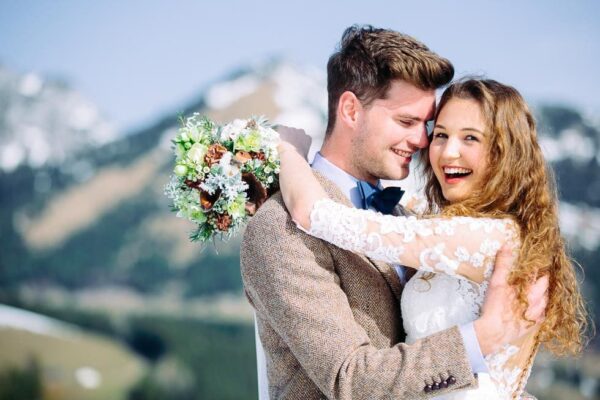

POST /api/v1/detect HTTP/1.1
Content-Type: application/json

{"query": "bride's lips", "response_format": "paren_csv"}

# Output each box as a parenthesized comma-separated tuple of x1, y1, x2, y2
(443, 166, 473, 184)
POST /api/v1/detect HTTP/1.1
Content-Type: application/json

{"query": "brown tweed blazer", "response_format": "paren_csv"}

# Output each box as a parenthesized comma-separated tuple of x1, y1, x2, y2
(240, 172, 478, 399)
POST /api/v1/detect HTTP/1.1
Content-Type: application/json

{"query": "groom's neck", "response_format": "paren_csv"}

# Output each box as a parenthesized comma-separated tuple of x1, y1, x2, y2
(320, 143, 377, 185)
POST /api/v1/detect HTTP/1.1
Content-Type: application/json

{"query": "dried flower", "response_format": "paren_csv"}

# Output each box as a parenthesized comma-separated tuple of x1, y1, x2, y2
(242, 172, 267, 216)
(216, 213, 233, 231)
(204, 143, 228, 166)
(200, 189, 221, 210)
(234, 151, 253, 164)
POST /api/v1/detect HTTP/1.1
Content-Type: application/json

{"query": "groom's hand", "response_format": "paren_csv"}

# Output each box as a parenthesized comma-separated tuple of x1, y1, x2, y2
(474, 244, 548, 355)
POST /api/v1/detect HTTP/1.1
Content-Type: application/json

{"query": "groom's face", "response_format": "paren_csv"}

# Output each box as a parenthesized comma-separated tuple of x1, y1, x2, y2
(350, 80, 435, 182)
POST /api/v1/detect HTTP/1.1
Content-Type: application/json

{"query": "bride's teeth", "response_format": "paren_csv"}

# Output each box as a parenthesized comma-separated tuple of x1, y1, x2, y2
(444, 167, 472, 174)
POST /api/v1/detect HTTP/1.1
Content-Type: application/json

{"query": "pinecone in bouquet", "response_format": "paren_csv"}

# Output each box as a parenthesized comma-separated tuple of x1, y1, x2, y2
(164, 115, 280, 242)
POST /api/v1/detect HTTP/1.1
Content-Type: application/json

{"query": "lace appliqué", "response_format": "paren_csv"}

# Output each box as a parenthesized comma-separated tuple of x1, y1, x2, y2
(485, 344, 523, 398)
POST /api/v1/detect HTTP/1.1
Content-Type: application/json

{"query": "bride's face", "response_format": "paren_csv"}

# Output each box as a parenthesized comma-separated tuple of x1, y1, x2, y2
(429, 98, 489, 203)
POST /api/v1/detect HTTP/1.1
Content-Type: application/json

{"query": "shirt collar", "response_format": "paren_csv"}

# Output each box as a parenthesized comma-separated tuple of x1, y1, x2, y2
(311, 152, 381, 209)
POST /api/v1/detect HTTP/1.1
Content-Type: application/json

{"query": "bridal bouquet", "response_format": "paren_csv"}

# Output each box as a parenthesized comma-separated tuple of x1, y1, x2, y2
(164, 114, 280, 242)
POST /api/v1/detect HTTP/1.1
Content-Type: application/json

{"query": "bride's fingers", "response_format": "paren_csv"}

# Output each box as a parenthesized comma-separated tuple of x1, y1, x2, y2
(489, 244, 515, 287)
(525, 275, 549, 322)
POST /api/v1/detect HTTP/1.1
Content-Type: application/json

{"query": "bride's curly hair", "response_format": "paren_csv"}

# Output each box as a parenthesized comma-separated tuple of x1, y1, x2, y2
(421, 78, 590, 356)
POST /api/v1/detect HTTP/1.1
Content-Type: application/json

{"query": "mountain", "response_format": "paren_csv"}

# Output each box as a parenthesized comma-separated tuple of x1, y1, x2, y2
(0, 65, 117, 173)
(0, 60, 599, 328)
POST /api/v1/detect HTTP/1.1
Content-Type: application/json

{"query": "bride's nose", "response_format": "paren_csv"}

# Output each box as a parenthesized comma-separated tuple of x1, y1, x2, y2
(440, 138, 461, 160)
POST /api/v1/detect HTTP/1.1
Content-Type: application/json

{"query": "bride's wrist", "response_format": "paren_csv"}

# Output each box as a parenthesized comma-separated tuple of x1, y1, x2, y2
(473, 317, 503, 355)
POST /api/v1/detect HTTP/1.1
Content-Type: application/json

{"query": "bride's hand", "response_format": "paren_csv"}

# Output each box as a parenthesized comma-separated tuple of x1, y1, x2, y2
(276, 126, 312, 160)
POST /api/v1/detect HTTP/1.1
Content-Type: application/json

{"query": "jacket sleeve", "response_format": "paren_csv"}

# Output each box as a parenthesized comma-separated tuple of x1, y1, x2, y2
(240, 195, 478, 399)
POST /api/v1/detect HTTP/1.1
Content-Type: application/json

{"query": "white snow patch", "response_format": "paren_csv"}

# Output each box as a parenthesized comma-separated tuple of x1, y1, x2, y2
(69, 103, 99, 131)
(271, 62, 327, 159)
(205, 75, 260, 109)
(539, 128, 595, 163)
(559, 202, 600, 251)
(75, 367, 102, 389)
(0, 304, 80, 338)
(19, 73, 43, 97)
(0, 142, 25, 172)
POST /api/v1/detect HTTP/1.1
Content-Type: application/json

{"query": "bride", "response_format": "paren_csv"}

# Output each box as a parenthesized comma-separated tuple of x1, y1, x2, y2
(277, 78, 588, 399)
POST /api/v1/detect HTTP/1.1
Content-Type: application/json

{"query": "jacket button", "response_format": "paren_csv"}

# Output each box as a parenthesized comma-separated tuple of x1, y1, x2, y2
(448, 376, 456, 385)
(432, 382, 440, 390)
(440, 380, 448, 388)
(424, 384, 432, 393)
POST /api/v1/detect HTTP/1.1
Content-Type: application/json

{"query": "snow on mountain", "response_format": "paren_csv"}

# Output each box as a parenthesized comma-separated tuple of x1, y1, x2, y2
(204, 60, 327, 159)
(0, 303, 79, 338)
(560, 202, 600, 252)
(539, 128, 597, 164)
(0, 66, 117, 172)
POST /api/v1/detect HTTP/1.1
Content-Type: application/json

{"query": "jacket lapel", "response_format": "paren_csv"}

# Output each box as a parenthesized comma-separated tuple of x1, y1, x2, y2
(313, 171, 404, 301)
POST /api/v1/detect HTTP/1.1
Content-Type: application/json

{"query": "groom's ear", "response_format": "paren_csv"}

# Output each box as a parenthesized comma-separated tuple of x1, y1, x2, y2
(338, 91, 363, 130)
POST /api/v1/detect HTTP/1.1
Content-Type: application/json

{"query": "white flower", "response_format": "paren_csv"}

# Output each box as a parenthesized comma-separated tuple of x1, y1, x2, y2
(219, 152, 239, 177)
(187, 143, 208, 164)
(174, 164, 188, 177)
(188, 126, 201, 142)
(264, 166, 272, 174)
(259, 126, 280, 147)
(180, 130, 190, 142)
(267, 176, 273, 183)
(175, 143, 186, 159)
(220, 119, 247, 141)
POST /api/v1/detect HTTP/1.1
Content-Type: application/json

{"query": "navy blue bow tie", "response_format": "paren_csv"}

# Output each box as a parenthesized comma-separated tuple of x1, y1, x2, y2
(357, 181, 405, 215)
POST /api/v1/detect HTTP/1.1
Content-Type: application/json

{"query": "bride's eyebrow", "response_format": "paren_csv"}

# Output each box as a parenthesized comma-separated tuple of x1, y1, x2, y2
(461, 127, 485, 134)
(432, 124, 484, 134)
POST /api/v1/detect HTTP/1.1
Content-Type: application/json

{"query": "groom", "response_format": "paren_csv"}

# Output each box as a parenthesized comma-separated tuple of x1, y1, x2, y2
(241, 25, 545, 399)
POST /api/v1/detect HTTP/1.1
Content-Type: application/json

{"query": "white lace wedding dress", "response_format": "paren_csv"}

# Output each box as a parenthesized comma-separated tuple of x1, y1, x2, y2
(305, 199, 538, 399)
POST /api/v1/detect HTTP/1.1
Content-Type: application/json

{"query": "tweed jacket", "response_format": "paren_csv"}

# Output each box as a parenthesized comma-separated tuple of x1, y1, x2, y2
(240, 172, 478, 399)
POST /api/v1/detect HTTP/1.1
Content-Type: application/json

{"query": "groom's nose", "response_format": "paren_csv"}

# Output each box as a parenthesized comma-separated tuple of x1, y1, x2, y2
(406, 124, 429, 149)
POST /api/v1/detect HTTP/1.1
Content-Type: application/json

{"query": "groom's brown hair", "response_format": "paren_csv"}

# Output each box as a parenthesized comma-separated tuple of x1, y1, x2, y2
(325, 25, 454, 136)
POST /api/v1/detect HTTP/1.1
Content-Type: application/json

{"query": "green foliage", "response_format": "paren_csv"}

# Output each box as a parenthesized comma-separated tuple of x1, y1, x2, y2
(128, 316, 257, 400)
(127, 326, 167, 363)
(0, 358, 43, 400)
(184, 251, 243, 297)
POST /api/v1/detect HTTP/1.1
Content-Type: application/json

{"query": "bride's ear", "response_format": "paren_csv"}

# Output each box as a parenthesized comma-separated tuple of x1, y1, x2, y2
(338, 91, 363, 130)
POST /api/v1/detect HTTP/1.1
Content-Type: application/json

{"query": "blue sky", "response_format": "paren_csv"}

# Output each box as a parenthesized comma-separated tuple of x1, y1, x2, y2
(1, 0, 599, 132)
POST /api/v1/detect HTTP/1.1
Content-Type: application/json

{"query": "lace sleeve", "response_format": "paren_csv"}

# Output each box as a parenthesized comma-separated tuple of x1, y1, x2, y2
(307, 199, 519, 284)
(487, 327, 539, 398)
(402, 193, 428, 216)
